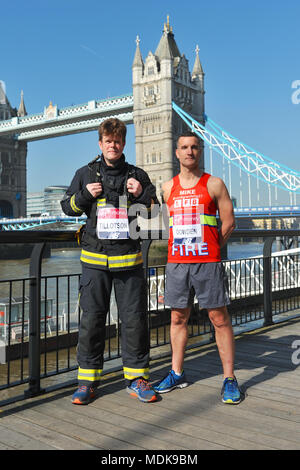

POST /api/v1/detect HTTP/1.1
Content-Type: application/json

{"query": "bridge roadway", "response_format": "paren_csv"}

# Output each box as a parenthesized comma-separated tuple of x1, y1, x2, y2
(0, 315, 300, 451)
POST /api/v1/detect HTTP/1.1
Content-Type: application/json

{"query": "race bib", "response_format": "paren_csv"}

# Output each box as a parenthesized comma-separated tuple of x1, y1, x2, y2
(96, 207, 129, 239)
(173, 213, 202, 245)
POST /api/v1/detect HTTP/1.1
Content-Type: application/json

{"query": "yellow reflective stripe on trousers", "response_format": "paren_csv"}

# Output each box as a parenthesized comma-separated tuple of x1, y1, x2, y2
(123, 367, 150, 380)
(78, 368, 102, 381)
(169, 214, 217, 227)
(70, 194, 83, 214)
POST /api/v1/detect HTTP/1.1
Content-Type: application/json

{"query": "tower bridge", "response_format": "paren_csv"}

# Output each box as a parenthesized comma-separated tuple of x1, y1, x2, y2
(0, 16, 299, 221)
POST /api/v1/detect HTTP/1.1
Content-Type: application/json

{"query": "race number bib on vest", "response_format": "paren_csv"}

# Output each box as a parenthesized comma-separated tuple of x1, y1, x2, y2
(172, 213, 203, 245)
(96, 207, 129, 239)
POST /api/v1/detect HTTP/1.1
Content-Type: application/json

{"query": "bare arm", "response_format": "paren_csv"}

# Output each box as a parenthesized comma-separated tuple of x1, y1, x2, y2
(161, 179, 173, 204)
(207, 176, 235, 248)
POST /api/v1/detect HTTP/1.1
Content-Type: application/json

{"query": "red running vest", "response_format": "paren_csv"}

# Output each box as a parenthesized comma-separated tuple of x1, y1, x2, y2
(167, 172, 221, 263)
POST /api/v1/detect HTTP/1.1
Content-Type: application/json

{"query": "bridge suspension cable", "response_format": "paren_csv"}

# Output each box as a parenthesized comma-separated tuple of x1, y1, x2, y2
(172, 102, 300, 195)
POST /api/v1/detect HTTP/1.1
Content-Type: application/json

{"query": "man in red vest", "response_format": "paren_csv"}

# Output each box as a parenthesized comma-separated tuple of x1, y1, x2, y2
(153, 132, 241, 404)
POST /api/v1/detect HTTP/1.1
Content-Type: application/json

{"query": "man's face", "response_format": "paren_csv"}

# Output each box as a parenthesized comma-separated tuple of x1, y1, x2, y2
(176, 136, 202, 169)
(99, 133, 125, 165)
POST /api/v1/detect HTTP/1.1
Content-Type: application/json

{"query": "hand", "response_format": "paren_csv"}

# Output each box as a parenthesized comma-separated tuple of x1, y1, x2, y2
(127, 178, 142, 198)
(86, 182, 102, 198)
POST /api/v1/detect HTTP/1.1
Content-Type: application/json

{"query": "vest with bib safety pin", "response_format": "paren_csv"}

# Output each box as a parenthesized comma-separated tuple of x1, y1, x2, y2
(167, 172, 221, 264)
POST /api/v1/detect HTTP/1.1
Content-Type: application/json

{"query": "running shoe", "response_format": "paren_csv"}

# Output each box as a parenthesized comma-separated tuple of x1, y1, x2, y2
(127, 378, 157, 403)
(153, 370, 188, 394)
(72, 385, 96, 405)
(221, 377, 241, 404)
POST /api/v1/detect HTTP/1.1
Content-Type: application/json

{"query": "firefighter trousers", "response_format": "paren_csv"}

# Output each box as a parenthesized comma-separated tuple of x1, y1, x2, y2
(77, 265, 150, 387)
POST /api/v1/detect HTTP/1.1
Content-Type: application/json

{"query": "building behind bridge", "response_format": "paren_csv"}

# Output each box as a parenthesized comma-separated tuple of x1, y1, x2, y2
(27, 186, 68, 217)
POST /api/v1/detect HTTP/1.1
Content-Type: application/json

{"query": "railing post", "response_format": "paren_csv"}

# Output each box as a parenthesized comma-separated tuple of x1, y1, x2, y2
(141, 237, 153, 278)
(24, 242, 46, 398)
(141, 237, 154, 349)
(263, 237, 275, 326)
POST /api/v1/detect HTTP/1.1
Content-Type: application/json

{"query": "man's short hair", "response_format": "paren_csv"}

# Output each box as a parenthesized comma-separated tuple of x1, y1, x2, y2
(98, 118, 127, 142)
(176, 131, 202, 148)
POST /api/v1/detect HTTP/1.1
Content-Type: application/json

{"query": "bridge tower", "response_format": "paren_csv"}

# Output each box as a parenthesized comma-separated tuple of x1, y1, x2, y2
(0, 84, 27, 217)
(132, 17, 205, 199)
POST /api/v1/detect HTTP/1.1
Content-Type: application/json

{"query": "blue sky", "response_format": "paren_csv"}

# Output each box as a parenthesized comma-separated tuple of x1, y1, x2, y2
(1, 0, 300, 206)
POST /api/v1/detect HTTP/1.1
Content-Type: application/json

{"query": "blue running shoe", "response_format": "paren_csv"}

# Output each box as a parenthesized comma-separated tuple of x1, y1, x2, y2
(221, 377, 241, 404)
(153, 370, 188, 394)
(72, 385, 95, 405)
(127, 378, 157, 403)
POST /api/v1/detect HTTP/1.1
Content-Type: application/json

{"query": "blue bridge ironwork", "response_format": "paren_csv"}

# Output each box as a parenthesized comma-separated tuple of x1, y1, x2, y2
(0, 215, 86, 231)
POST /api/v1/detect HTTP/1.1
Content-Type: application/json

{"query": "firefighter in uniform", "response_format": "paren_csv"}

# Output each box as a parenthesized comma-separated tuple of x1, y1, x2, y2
(61, 118, 158, 404)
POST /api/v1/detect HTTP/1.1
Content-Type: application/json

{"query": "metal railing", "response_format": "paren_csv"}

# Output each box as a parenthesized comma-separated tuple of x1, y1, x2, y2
(0, 229, 300, 402)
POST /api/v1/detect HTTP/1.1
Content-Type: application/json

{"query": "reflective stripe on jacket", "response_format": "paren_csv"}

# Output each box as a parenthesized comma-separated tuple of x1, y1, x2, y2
(61, 154, 157, 271)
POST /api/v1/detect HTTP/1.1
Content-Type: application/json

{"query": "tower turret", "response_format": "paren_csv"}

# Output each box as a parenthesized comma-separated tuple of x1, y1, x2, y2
(17, 90, 27, 117)
(192, 45, 204, 79)
(132, 18, 205, 196)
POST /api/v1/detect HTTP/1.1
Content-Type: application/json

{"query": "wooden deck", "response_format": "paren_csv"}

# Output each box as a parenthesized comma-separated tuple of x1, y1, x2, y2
(1, 317, 300, 451)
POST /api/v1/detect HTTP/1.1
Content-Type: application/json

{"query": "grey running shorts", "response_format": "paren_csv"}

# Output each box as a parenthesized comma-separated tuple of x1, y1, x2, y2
(164, 262, 230, 310)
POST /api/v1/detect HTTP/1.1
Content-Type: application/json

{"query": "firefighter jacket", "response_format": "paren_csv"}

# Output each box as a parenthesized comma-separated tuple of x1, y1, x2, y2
(61, 154, 158, 271)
